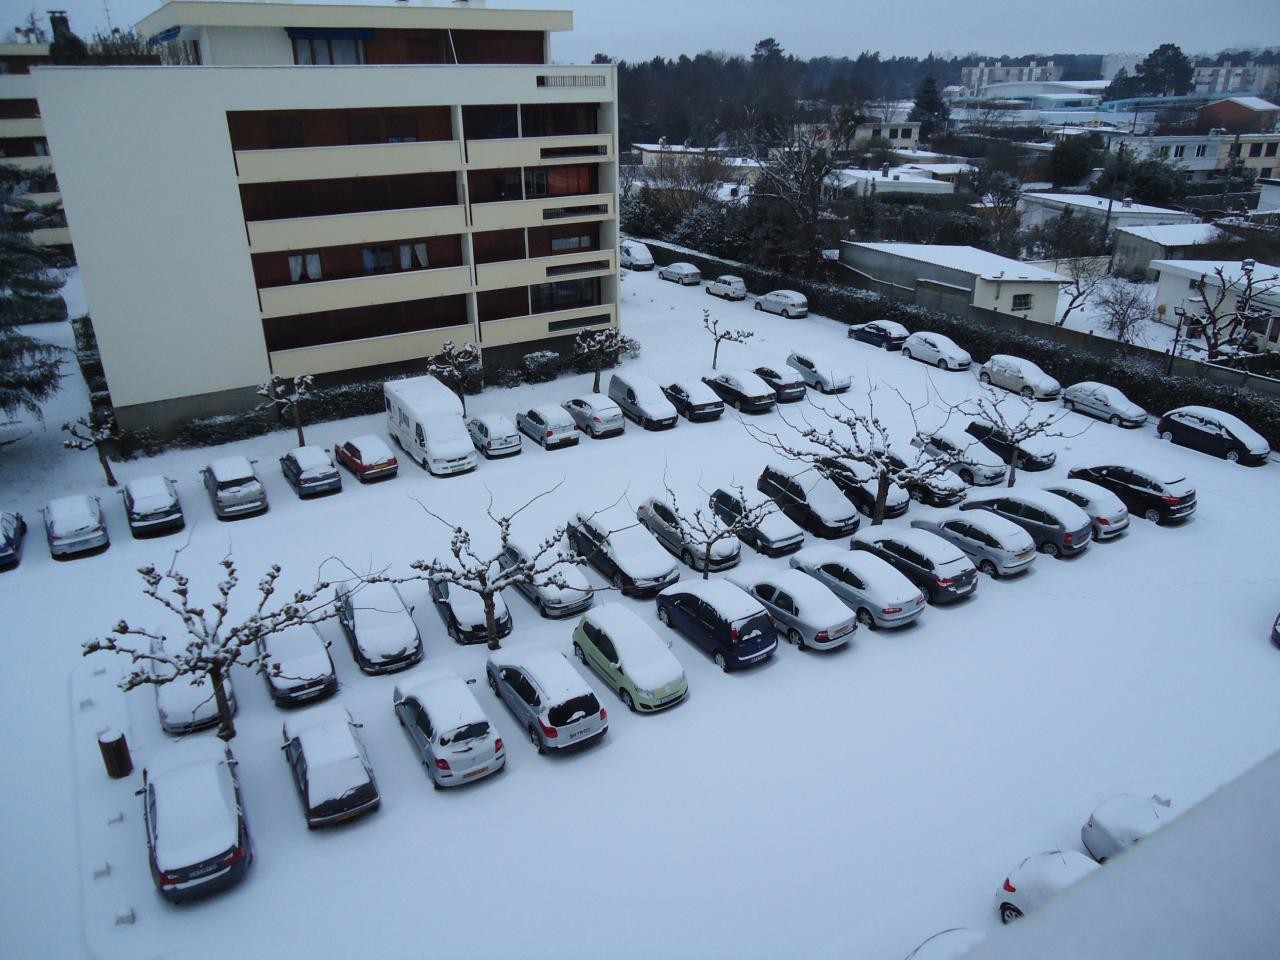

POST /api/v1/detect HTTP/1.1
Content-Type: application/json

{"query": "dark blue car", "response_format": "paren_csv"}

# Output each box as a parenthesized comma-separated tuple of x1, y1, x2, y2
(655, 579, 778, 671)
(848, 320, 910, 350)
(0, 511, 26, 569)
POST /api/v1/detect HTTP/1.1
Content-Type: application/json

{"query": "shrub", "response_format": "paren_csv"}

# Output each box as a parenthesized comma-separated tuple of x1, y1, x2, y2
(521, 350, 563, 383)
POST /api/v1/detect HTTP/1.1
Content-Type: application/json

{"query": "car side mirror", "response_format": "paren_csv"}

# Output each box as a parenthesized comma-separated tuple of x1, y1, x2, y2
(407, 605, 415, 615)
(134, 787, 145, 796)
(466, 677, 477, 685)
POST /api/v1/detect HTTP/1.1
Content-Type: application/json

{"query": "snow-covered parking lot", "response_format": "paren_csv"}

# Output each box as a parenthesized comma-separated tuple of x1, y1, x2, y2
(4, 267, 1280, 959)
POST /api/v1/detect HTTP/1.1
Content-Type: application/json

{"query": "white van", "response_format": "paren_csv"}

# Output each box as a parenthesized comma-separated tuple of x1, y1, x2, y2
(619, 240, 654, 271)
(384, 376, 478, 476)
(755, 290, 809, 318)
(607, 371, 678, 430)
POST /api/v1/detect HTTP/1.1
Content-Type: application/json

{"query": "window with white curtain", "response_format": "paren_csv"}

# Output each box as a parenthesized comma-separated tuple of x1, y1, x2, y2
(305, 253, 322, 280)
(288, 255, 304, 282)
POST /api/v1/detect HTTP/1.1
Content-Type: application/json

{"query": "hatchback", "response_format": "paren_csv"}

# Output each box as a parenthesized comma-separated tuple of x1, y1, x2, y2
(151, 638, 238, 735)
(656, 578, 778, 671)
(256, 624, 338, 707)
(755, 289, 809, 317)
(335, 581, 424, 675)
(1066, 464, 1196, 524)
(0, 510, 26, 568)
(1062, 381, 1146, 427)
(912, 427, 1008, 486)
(121, 476, 184, 537)
(467, 413, 522, 458)
(662, 379, 725, 421)
(140, 740, 252, 903)
(497, 538, 594, 618)
(979, 354, 1060, 400)
(334, 434, 398, 482)
(430, 577, 513, 645)
(708, 486, 805, 557)
(901, 331, 971, 371)
(619, 239, 654, 270)
(726, 563, 857, 651)
(850, 528, 978, 604)
(703, 370, 778, 412)
(963, 420, 1057, 472)
(911, 511, 1037, 578)
(201, 456, 267, 519)
(961, 489, 1092, 558)
(878, 445, 968, 507)
(757, 462, 860, 538)
(636, 495, 741, 572)
(818, 456, 910, 519)
(788, 545, 925, 629)
(1043, 478, 1129, 541)
(1157, 405, 1270, 464)
(567, 505, 681, 597)
(516, 405, 580, 449)
(658, 262, 701, 285)
(785, 351, 851, 394)
(562, 395, 625, 439)
(486, 646, 608, 753)
(1081, 794, 1170, 863)
(394, 669, 506, 787)
(753, 364, 807, 403)
(706, 274, 747, 300)
(279, 445, 342, 498)
(572, 602, 688, 711)
(848, 319, 909, 350)
(282, 704, 380, 827)
(42, 493, 109, 557)
(996, 851, 1099, 924)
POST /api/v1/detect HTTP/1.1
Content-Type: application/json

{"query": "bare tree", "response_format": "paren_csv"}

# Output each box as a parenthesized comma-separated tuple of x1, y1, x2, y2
(258, 373, 313, 447)
(643, 149, 731, 221)
(643, 477, 777, 579)
(83, 553, 336, 741)
(957, 389, 1081, 488)
(425, 340, 481, 414)
(1184, 262, 1280, 359)
(1057, 258, 1109, 326)
(703, 309, 754, 370)
(574, 327, 640, 394)
(1093, 279, 1157, 345)
(62, 410, 122, 486)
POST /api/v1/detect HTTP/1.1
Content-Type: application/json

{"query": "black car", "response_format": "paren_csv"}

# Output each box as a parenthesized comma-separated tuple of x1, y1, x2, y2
(816, 457, 910, 519)
(282, 707, 380, 829)
(566, 507, 680, 597)
(429, 578, 513, 645)
(279, 446, 343, 498)
(1272, 611, 1280, 649)
(334, 582, 425, 675)
(709, 487, 805, 557)
(850, 528, 978, 604)
(661, 381, 725, 422)
(963, 421, 1057, 472)
(878, 448, 968, 507)
(0, 510, 27, 568)
(1067, 464, 1197, 524)
(848, 320, 909, 350)
(121, 477, 185, 538)
(752, 365, 806, 402)
(757, 464, 860, 539)
(701, 372, 777, 413)
(1156, 407, 1270, 465)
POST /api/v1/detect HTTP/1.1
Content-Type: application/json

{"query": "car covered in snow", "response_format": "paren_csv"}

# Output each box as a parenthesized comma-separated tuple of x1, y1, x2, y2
(636, 494, 741, 572)
(996, 850, 1099, 923)
(486, 646, 608, 753)
(516, 404, 580, 450)
(851, 527, 978, 604)
(282, 704, 380, 828)
(961, 488, 1093, 558)
(1062, 381, 1146, 427)
(429, 576, 513, 645)
(847, 319, 909, 350)
(757, 462, 860, 539)
(42, 493, 109, 557)
(705, 274, 747, 300)
(702, 370, 778, 413)
(656, 578, 778, 671)
(1081, 793, 1171, 863)
(901, 331, 972, 371)
(1067, 463, 1196, 525)
(1157, 405, 1270, 465)
(817, 456, 910, 519)
(561, 395, 625, 439)
(788, 545, 926, 629)
(0, 510, 26, 568)
(497, 537, 594, 619)
(140, 739, 252, 903)
(333, 434, 398, 482)
(963, 420, 1057, 472)
(979, 354, 1061, 400)
(572, 602, 688, 712)
(725, 563, 856, 651)
(394, 669, 506, 787)
(912, 426, 1008, 487)
(607, 372, 679, 430)
(256, 624, 338, 707)
(200, 456, 268, 519)
(279, 445, 342, 499)
(877, 444, 968, 507)
(661, 378, 725, 421)
(1042, 478, 1130, 541)
(466, 413, 522, 459)
(334, 581, 424, 675)
(567, 505, 680, 597)
(619, 239, 654, 270)
(785, 350, 851, 394)
(752, 363, 807, 403)
(121, 476, 184, 537)
(151, 637, 238, 735)
(755, 289, 808, 318)
(658, 261, 701, 285)
(910, 510, 1037, 579)
(708, 486, 805, 557)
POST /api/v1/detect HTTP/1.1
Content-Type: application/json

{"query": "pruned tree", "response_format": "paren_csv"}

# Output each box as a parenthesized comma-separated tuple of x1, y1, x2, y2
(1184, 262, 1280, 360)
(83, 553, 337, 741)
(425, 340, 481, 414)
(644, 149, 731, 221)
(1057, 258, 1109, 326)
(975, 170, 1023, 258)
(957, 389, 1080, 488)
(703, 308, 754, 369)
(1094, 279, 1157, 345)
(574, 327, 640, 393)
(648, 477, 777, 579)
(62, 410, 122, 486)
(257, 372, 313, 447)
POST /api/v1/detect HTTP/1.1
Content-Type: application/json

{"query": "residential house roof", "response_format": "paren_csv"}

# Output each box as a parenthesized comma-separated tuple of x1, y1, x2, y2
(845, 243, 1066, 282)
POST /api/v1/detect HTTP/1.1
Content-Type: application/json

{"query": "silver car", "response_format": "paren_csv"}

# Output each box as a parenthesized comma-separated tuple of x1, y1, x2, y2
(636, 494, 741, 572)
(901, 331, 972, 371)
(786, 350, 851, 394)
(961, 489, 1093, 558)
(911, 511, 1037, 578)
(979, 354, 1061, 400)
(1062, 381, 1147, 428)
(912, 427, 1008, 486)
(497, 537, 594, 618)
(201, 456, 268, 519)
(788, 545, 925, 628)
(1043, 478, 1130, 541)
(394, 669, 507, 788)
(42, 493, 109, 557)
(486, 646, 608, 754)
(561, 395, 626, 439)
(725, 562, 857, 651)
(467, 413, 522, 458)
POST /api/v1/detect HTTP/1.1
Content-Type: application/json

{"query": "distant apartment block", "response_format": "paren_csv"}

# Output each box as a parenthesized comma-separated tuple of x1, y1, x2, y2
(0, 41, 70, 252)
(1192, 62, 1280, 97)
(35, 1, 619, 432)
(1220, 131, 1280, 181)
(960, 60, 1062, 96)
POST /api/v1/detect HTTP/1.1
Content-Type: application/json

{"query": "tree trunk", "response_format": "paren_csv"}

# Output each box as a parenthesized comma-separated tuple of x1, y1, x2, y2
(97, 445, 117, 487)
(292, 401, 305, 448)
(712, 340, 720, 370)
(592, 361, 602, 394)
(210, 662, 236, 742)
(702, 542, 712, 580)
(1006, 448, 1019, 488)
(872, 470, 891, 525)
(483, 593, 501, 651)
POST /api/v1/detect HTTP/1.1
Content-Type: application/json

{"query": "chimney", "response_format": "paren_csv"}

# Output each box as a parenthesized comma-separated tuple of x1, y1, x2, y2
(1121, 197, 1133, 207)
(881, 162, 890, 177)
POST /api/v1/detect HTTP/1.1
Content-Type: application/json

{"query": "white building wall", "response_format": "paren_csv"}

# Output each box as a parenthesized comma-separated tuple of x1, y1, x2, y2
(200, 26, 294, 65)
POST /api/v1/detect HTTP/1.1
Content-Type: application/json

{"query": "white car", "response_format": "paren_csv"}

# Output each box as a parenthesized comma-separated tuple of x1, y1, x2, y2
(726, 563, 856, 650)
(1081, 794, 1171, 862)
(997, 850, 1099, 923)
(910, 510, 1037, 578)
(755, 289, 808, 317)
(912, 426, 1008, 486)
(901, 331, 972, 371)
(635, 494, 741, 572)
(467, 413, 522, 458)
(516, 404, 580, 449)
(256, 624, 337, 707)
(1062, 381, 1146, 427)
(706, 274, 747, 300)
(786, 350, 851, 393)
(151, 637, 237, 735)
(1042, 478, 1130, 541)
(658, 262, 701, 285)
(42, 493, 109, 557)
(980, 354, 1061, 400)
(619, 239, 654, 270)
(561, 395, 625, 439)
(788, 545, 925, 629)
(393, 669, 507, 788)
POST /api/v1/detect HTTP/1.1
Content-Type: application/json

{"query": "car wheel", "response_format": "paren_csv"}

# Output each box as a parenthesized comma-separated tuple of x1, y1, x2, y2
(620, 689, 636, 712)
(713, 651, 728, 672)
(979, 372, 992, 385)
(611, 571, 625, 592)
(788, 628, 803, 647)
(902, 348, 912, 360)
(657, 605, 671, 626)
(909, 487, 924, 502)
(1144, 507, 1162, 523)
(754, 301, 763, 311)
(1041, 541, 1060, 557)
(855, 608, 874, 627)
(1226, 449, 1240, 463)
(959, 469, 975, 485)
(1020, 386, 1034, 398)
(1108, 414, 1121, 426)
(432, 777, 443, 792)
(999, 903, 1023, 925)
(734, 399, 744, 411)
(573, 642, 586, 664)
(1160, 430, 1173, 441)
(529, 726, 545, 754)
(447, 619, 461, 642)
(536, 599, 548, 618)
(488, 673, 499, 695)
(979, 559, 998, 577)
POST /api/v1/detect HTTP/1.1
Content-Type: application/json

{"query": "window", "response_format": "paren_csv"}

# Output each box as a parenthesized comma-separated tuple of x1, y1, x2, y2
(1261, 167, 1273, 179)
(1173, 145, 1185, 158)
(399, 243, 429, 270)
(384, 114, 418, 143)
(594, 634, 618, 664)
(550, 233, 592, 252)
(1195, 144, 1208, 157)
(1011, 293, 1033, 312)
(1156, 145, 1170, 158)
(1248, 143, 1263, 158)
(524, 169, 548, 197)
(362, 246, 395, 273)
(287, 252, 323, 282)
(1266, 142, 1278, 158)
(888, 128, 898, 139)
(292, 36, 365, 65)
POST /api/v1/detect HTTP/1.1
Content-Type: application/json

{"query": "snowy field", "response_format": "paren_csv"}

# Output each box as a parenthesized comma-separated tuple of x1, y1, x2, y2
(3, 267, 1280, 959)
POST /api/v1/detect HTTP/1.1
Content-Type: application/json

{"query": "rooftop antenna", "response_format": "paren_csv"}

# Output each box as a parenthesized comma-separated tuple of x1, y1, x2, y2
(101, 0, 114, 32)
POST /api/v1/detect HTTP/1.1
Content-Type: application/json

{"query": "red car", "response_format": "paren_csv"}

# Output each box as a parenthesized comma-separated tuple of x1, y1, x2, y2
(334, 434, 398, 482)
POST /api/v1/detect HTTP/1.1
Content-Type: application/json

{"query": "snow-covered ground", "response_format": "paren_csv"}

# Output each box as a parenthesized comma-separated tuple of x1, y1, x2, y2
(1056, 279, 1179, 353)
(3, 268, 1280, 960)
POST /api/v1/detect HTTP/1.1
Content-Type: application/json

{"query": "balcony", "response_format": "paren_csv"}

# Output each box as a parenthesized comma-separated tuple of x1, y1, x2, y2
(3, 155, 52, 173)
(466, 134, 612, 169)
(269, 322, 474, 378)
(481, 303, 616, 347)
(259, 265, 473, 319)
(20, 190, 60, 208)
(0, 117, 43, 138)
(236, 140, 465, 184)
(474, 248, 615, 291)
(29, 225, 70, 246)
(246, 204, 467, 253)
(470, 192, 614, 232)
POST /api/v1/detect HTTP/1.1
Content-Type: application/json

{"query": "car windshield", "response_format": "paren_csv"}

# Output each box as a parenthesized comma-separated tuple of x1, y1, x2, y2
(441, 721, 489, 746)
(734, 612, 773, 645)
(548, 694, 601, 727)
(216, 476, 254, 491)
(309, 779, 377, 819)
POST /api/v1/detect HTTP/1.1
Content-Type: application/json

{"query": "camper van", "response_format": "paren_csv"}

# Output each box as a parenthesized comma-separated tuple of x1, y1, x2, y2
(384, 376, 478, 476)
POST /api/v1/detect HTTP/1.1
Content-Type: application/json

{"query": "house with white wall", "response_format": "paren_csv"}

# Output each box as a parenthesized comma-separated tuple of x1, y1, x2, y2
(1020, 193, 1199, 231)
(1151, 259, 1280, 349)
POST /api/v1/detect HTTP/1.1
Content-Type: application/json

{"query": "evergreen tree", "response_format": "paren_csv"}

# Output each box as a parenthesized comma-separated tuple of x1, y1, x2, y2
(1104, 43, 1193, 99)
(48, 11, 88, 65)
(1049, 135, 1099, 188)
(907, 75, 949, 141)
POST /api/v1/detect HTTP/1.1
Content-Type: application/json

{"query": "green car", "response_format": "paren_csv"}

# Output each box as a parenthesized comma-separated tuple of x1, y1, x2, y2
(571, 603, 688, 712)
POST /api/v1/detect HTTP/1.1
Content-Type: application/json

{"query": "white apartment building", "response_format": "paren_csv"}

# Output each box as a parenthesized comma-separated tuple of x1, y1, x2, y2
(960, 60, 1062, 97)
(1110, 133, 1229, 183)
(1192, 61, 1280, 97)
(34, 1, 619, 431)
(0, 41, 70, 250)
(1151, 259, 1280, 348)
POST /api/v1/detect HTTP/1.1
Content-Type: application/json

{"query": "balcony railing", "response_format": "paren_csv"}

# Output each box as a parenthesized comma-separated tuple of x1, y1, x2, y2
(246, 204, 467, 253)
(259, 265, 473, 319)
(269, 322, 474, 378)
(480, 303, 616, 347)
(474, 248, 615, 291)
(466, 134, 612, 170)
(236, 140, 466, 184)
(470, 192, 614, 232)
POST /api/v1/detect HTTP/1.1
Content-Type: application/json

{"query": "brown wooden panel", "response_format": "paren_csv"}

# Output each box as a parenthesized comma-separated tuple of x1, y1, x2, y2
(251, 234, 465, 288)
(472, 229, 525, 264)
(477, 287, 530, 323)
(239, 172, 458, 221)
(263, 294, 468, 351)
(227, 106, 453, 150)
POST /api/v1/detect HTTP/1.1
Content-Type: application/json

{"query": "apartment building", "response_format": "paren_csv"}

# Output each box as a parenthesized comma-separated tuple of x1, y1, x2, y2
(1221, 132, 1280, 181)
(0, 42, 70, 252)
(1192, 61, 1280, 97)
(34, 1, 618, 432)
(959, 60, 1062, 97)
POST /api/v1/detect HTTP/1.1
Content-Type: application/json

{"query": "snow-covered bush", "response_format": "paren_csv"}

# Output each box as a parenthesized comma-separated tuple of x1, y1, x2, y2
(521, 350, 563, 383)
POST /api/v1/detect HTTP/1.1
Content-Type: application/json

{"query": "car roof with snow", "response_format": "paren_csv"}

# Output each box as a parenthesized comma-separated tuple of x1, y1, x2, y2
(265, 624, 328, 660)
(869, 319, 909, 335)
(470, 412, 516, 433)
(44, 494, 98, 528)
(1090, 793, 1167, 837)
(395, 668, 488, 729)
(930, 509, 1033, 544)
(488, 645, 590, 702)
(985, 487, 1092, 525)
(288, 445, 333, 472)
(1170, 406, 1267, 445)
(527, 403, 575, 425)
(729, 565, 848, 614)
(125, 475, 174, 507)
(927, 423, 1001, 455)
(907, 330, 963, 349)
(345, 582, 418, 654)
(348, 434, 393, 459)
(854, 526, 968, 563)
(1011, 850, 1099, 890)
(583, 602, 679, 680)
(768, 289, 805, 298)
(209, 455, 255, 482)
(990, 353, 1048, 375)
(717, 369, 772, 393)
(660, 577, 765, 622)
(1043, 478, 1125, 509)
(147, 741, 238, 870)
(283, 703, 356, 753)
(667, 378, 721, 402)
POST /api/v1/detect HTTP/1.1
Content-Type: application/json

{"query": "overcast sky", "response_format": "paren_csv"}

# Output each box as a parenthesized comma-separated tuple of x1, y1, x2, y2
(19, 0, 1280, 63)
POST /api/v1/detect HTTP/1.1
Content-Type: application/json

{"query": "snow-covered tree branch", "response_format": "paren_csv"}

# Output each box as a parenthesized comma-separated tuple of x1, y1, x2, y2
(956, 389, 1083, 487)
(574, 327, 640, 393)
(703, 308, 754, 370)
(62, 410, 122, 486)
(425, 340, 481, 414)
(257, 372, 313, 447)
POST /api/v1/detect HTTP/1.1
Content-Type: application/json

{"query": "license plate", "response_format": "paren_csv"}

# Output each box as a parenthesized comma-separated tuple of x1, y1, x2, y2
(1017, 551, 1033, 560)
(295, 686, 326, 700)
(463, 766, 489, 779)
(957, 581, 974, 593)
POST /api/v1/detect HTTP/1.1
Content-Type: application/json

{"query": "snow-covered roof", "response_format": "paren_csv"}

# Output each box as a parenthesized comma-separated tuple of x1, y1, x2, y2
(1090, 793, 1167, 840)
(529, 403, 575, 428)
(929, 509, 1033, 549)
(43, 494, 98, 534)
(147, 743, 238, 871)
(854, 527, 967, 564)
(845, 243, 1065, 282)
(208, 456, 254, 483)
(1169, 406, 1269, 452)
(1043, 478, 1126, 514)
(349, 433, 394, 460)
(470, 412, 517, 435)
(659, 577, 764, 622)
(1149, 260, 1280, 292)
(124, 475, 174, 512)
(983, 488, 1092, 528)
(488, 645, 589, 703)
(667, 378, 721, 404)
(719, 369, 773, 395)
(793, 545, 919, 598)
(394, 669, 488, 731)
(1023, 193, 1190, 218)
(634, 143, 725, 155)
(264, 626, 331, 690)
(899, 163, 977, 175)
(566, 395, 621, 415)
(384, 375, 463, 414)
(1010, 849, 1099, 892)
(283, 702, 354, 751)
(1207, 96, 1280, 113)
(347, 582, 417, 657)
(1113, 223, 1221, 247)
(729, 566, 849, 621)
(288, 445, 333, 473)
(584, 602, 681, 688)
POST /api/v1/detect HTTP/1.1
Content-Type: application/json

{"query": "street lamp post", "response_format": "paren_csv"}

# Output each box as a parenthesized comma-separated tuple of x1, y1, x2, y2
(1169, 306, 1187, 375)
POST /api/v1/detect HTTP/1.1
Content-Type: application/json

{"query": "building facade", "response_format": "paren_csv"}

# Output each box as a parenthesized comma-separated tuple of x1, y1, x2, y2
(960, 60, 1063, 97)
(35, 1, 619, 431)
(1192, 62, 1280, 97)
(0, 42, 70, 251)
(1151, 259, 1280, 349)
(1220, 131, 1280, 181)
(1019, 193, 1199, 231)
